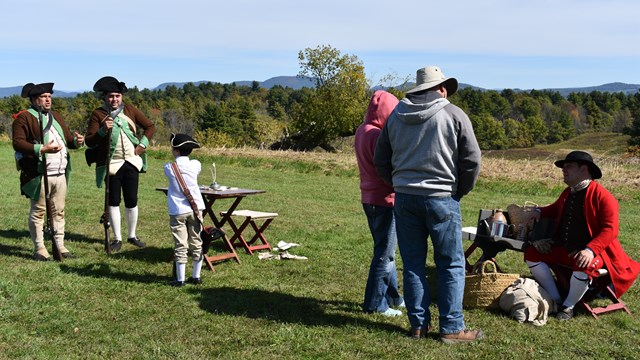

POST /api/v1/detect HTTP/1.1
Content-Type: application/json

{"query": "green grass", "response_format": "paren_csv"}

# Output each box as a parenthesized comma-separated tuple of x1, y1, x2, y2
(0, 140, 639, 359)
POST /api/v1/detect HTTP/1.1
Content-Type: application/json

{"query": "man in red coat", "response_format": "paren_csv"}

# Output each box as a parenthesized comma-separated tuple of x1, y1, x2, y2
(525, 151, 640, 320)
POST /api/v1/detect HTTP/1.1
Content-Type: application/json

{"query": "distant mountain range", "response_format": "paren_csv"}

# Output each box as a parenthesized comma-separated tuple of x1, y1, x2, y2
(0, 86, 82, 98)
(1, 77, 639, 98)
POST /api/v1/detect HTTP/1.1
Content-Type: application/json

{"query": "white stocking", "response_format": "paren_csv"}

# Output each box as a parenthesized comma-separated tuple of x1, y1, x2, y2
(563, 271, 590, 309)
(125, 206, 138, 239)
(176, 262, 186, 282)
(192, 259, 203, 279)
(109, 206, 122, 241)
(526, 260, 562, 303)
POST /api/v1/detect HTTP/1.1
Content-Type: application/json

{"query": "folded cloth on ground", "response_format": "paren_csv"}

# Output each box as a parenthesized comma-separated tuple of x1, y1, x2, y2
(258, 251, 307, 260)
(275, 240, 300, 251)
(258, 252, 275, 260)
(499, 277, 555, 326)
(280, 251, 307, 260)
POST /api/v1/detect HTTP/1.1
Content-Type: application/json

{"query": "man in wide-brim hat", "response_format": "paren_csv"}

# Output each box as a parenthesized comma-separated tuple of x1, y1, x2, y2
(374, 66, 483, 343)
(85, 76, 156, 252)
(12, 82, 84, 260)
(525, 150, 640, 320)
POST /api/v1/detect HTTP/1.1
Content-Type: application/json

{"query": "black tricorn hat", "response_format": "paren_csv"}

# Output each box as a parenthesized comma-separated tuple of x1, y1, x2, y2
(21, 82, 54, 98)
(554, 150, 602, 179)
(170, 133, 200, 151)
(93, 76, 128, 93)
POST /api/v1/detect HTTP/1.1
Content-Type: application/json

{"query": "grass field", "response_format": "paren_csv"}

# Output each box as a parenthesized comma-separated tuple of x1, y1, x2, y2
(0, 133, 639, 359)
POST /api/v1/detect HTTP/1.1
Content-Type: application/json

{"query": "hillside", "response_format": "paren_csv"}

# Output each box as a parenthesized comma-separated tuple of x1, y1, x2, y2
(2, 78, 639, 98)
(481, 132, 633, 161)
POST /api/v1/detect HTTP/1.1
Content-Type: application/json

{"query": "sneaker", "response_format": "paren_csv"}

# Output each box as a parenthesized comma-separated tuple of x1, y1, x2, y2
(127, 237, 146, 248)
(187, 277, 202, 285)
(397, 300, 406, 308)
(168, 280, 185, 287)
(381, 308, 402, 317)
(440, 329, 484, 344)
(556, 306, 574, 321)
(110, 240, 122, 252)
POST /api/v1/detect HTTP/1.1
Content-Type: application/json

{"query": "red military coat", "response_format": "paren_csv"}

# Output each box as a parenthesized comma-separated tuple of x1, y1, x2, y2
(540, 181, 640, 298)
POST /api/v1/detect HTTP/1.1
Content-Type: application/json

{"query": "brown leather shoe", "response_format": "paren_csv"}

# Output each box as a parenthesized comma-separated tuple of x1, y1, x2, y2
(440, 329, 484, 344)
(409, 326, 432, 339)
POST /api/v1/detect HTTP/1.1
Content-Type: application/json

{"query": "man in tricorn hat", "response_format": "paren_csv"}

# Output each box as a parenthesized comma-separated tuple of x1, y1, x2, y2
(525, 150, 640, 320)
(85, 76, 156, 252)
(12, 82, 85, 260)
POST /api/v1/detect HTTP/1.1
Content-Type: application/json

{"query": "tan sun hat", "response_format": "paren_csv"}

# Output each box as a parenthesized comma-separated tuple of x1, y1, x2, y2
(406, 66, 458, 95)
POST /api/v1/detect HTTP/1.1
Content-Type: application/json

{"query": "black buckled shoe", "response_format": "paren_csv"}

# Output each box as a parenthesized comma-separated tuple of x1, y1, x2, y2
(110, 241, 122, 252)
(556, 306, 574, 321)
(127, 237, 146, 248)
(187, 277, 202, 285)
(168, 280, 185, 287)
(33, 253, 50, 261)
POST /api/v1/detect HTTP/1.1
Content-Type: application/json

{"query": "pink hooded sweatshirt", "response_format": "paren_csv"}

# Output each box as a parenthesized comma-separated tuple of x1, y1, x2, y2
(355, 90, 399, 207)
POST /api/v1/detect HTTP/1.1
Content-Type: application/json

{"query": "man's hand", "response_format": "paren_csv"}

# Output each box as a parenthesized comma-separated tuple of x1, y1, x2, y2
(40, 139, 62, 154)
(102, 117, 114, 131)
(571, 249, 595, 269)
(135, 145, 145, 156)
(531, 238, 553, 254)
(74, 132, 85, 147)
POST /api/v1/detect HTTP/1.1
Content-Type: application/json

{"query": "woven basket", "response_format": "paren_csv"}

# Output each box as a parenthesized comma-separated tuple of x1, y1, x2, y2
(506, 202, 538, 241)
(463, 260, 520, 309)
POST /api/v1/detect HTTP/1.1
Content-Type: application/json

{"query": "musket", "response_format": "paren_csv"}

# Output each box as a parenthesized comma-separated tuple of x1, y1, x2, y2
(38, 106, 63, 261)
(100, 127, 112, 254)
(99, 106, 122, 254)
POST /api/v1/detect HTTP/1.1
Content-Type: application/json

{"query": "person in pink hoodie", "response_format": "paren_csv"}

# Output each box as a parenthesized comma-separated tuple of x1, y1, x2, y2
(355, 90, 404, 316)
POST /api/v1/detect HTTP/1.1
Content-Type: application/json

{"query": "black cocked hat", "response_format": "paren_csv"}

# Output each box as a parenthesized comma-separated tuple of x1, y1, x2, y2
(170, 133, 200, 151)
(21, 82, 54, 98)
(93, 76, 128, 93)
(554, 150, 602, 179)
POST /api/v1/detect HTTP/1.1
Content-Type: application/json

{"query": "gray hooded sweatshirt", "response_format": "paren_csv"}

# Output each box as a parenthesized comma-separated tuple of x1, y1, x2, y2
(373, 91, 481, 198)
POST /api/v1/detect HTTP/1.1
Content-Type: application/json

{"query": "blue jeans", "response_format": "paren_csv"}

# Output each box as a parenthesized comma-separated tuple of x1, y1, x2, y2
(394, 193, 466, 334)
(362, 204, 403, 313)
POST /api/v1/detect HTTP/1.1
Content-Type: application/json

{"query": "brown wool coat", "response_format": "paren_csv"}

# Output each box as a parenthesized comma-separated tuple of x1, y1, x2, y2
(12, 109, 78, 196)
(85, 103, 156, 168)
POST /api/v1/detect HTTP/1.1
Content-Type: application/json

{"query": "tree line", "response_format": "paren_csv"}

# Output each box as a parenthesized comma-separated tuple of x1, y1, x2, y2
(1, 45, 640, 153)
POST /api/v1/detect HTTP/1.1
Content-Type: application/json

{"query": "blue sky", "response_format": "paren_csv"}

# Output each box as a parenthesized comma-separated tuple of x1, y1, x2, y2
(2, 0, 640, 92)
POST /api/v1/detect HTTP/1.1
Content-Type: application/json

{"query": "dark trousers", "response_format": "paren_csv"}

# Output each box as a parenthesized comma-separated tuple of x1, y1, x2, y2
(108, 162, 139, 208)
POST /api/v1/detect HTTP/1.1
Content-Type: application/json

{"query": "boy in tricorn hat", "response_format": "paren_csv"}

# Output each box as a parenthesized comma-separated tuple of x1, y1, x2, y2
(12, 82, 85, 260)
(85, 76, 156, 252)
(525, 150, 640, 320)
(164, 134, 205, 287)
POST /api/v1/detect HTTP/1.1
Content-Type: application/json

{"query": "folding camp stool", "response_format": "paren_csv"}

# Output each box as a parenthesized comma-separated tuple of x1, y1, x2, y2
(200, 226, 241, 271)
(551, 264, 631, 319)
(219, 210, 278, 255)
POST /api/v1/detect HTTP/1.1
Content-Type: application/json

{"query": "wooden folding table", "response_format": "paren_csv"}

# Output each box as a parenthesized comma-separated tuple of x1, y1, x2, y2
(157, 187, 265, 271)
